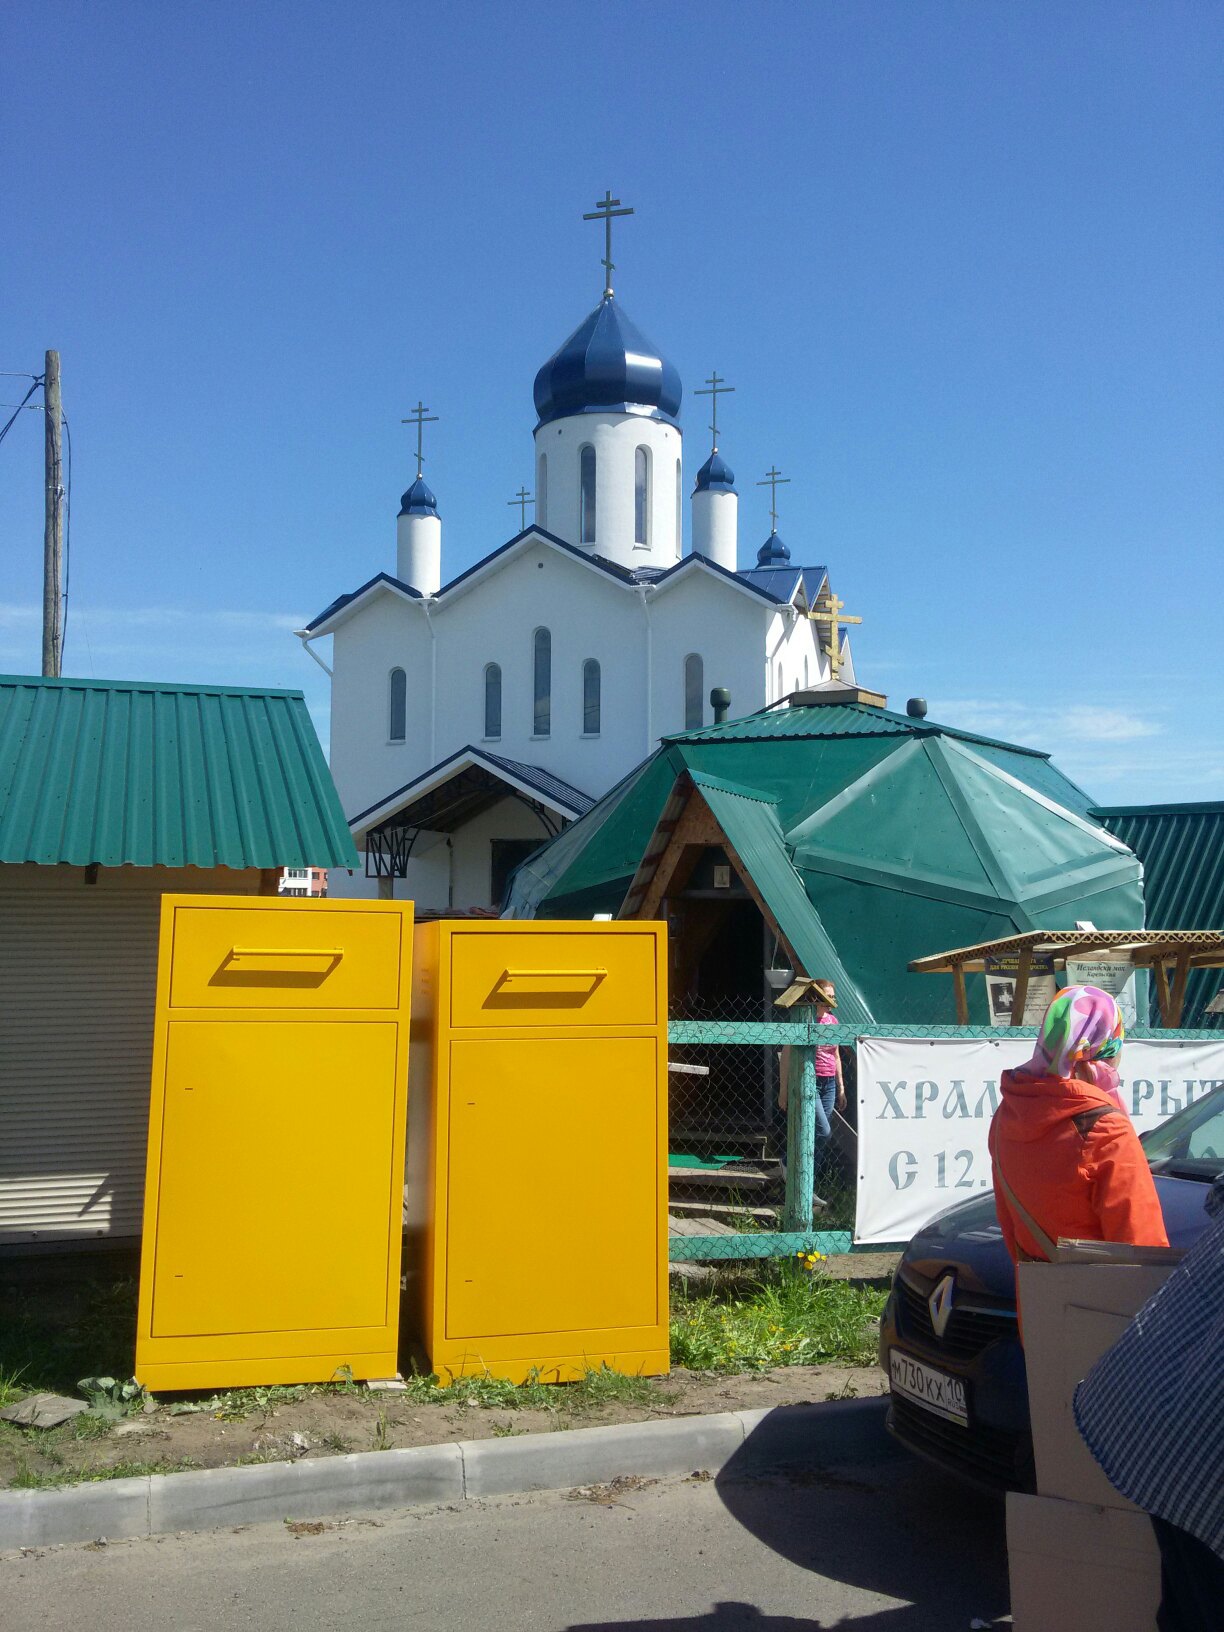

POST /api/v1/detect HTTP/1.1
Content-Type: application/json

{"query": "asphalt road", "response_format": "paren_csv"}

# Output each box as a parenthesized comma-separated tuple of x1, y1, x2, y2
(1, 1456, 1010, 1632)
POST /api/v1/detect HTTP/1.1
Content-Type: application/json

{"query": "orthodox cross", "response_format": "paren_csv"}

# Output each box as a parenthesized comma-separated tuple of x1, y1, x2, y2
(808, 591, 863, 682)
(756, 466, 790, 533)
(694, 372, 735, 451)
(507, 486, 534, 529)
(583, 190, 634, 299)
(401, 400, 438, 478)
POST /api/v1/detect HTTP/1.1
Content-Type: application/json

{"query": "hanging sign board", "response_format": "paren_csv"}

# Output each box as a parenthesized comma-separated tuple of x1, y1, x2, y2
(855, 1035, 1224, 1245)
(983, 954, 1057, 1026)
(1064, 954, 1141, 1030)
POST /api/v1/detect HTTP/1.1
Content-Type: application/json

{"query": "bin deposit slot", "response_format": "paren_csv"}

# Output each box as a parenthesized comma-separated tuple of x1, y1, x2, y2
(213, 946, 344, 987)
(485, 967, 607, 1009)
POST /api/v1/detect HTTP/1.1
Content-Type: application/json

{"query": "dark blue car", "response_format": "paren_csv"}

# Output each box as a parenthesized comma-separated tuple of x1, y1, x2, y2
(879, 1083, 1223, 1491)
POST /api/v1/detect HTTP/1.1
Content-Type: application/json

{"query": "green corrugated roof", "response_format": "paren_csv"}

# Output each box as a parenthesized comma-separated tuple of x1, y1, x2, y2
(0, 675, 359, 871)
(688, 772, 872, 1026)
(665, 700, 1051, 759)
(513, 704, 1145, 1024)
(1096, 802, 1224, 1027)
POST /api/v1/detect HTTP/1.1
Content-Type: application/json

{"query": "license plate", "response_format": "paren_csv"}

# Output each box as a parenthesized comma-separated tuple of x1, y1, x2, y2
(889, 1349, 969, 1427)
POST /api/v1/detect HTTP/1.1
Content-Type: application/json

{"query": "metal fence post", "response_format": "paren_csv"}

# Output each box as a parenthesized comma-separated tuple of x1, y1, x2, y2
(783, 1043, 817, 1230)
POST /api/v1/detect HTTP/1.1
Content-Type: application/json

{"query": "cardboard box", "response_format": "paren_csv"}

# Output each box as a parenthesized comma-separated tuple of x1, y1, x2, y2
(1018, 1261, 1175, 1510)
(1007, 1493, 1160, 1632)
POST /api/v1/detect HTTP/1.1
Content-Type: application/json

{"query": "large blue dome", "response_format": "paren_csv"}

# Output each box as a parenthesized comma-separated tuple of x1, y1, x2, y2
(533, 296, 682, 430)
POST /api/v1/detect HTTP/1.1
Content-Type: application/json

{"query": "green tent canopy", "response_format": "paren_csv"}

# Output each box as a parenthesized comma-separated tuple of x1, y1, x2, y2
(505, 699, 1144, 1026)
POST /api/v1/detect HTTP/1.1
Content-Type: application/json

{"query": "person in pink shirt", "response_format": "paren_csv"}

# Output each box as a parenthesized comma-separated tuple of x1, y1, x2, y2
(777, 978, 846, 1207)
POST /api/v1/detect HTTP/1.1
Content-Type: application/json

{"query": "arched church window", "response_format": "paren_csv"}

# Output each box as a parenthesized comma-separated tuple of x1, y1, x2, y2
(389, 667, 407, 742)
(634, 447, 650, 547)
(776, 662, 784, 700)
(583, 659, 601, 735)
(579, 445, 597, 546)
(484, 662, 502, 739)
(803, 655, 809, 688)
(684, 654, 703, 731)
(536, 453, 547, 530)
(533, 627, 551, 735)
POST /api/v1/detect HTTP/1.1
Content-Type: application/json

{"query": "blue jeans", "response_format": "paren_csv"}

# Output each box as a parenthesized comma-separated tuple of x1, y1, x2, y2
(813, 1075, 837, 1144)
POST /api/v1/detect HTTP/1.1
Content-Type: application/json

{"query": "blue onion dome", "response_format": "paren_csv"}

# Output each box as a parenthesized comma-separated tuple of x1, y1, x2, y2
(398, 475, 438, 518)
(533, 296, 682, 429)
(694, 449, 736, 493)
(756, 531, 791, 566)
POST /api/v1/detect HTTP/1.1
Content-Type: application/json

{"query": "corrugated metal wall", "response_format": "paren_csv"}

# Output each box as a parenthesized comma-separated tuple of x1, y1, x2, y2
(0, 865, 261, 1245)
(1098, 806, 1224, 1028)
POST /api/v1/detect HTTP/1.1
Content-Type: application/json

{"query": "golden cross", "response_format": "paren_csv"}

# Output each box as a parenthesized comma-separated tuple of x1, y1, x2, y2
(807, 591, 863, 681)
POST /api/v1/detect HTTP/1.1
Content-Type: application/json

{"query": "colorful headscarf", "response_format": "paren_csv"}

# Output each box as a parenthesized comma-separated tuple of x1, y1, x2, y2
(1020, 985, 1125, 1093)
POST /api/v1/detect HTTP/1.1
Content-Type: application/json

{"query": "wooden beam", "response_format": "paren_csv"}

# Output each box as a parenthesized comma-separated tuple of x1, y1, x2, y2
(1169, 948, 1192, 1028)
(953, 965, 969, 1026)
(1152, 959, 1173, 1027)
(1010, 945, 1033, 1027)
(634, 792, 724, 920)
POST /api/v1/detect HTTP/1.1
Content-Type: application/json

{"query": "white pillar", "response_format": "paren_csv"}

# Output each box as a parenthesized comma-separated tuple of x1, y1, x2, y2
(692, 488, 738, 570)
(396, 478, 441, 595)
(690, 451, 738, 571)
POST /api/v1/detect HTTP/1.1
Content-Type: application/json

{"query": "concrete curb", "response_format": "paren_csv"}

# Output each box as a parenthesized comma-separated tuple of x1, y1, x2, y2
(0, 1397, 893, 1553)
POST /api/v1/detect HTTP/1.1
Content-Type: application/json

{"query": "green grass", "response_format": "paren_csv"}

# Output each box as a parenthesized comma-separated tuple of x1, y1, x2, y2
(669, 1263, 885, 1372)
(9, 1456, 201, 1491)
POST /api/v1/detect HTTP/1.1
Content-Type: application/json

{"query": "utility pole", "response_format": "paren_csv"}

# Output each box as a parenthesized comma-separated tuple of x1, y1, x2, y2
(42, 349, 63, 677)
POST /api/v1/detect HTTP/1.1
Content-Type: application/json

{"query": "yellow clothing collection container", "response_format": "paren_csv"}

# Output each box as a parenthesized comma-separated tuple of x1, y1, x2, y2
(406, 919, 669, 1383)
(135, 896, 413, 1392)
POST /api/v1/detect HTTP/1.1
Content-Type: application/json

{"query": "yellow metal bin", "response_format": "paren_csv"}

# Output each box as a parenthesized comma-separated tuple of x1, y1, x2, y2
(406, 919, 669, 1384)
(135, 895, 413, 1391)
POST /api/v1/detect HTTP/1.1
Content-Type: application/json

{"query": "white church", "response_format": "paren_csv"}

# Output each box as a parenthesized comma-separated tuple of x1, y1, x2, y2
(301, 197, 861, 911)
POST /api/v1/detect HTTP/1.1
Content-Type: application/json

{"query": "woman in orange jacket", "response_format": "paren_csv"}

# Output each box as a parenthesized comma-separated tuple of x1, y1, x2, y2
(989, 984, 1168, 1266)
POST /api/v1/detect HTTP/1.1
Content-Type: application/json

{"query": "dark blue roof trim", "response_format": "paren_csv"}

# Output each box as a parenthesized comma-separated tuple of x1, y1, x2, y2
(306, 572, 421, 631)
(650, 552, 789, 605)
(349, 744, 594, 828)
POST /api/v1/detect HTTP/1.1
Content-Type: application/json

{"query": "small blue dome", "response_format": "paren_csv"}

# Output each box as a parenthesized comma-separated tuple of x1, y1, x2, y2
(534, 296, 682, 430)
(694, 450, 736, 494)
(756, 531, 791, 566)
(399, 476, 438, 518)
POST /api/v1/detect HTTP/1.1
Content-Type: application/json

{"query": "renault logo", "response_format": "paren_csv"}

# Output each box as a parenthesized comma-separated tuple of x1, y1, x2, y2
(928, 1274, 956, 1339)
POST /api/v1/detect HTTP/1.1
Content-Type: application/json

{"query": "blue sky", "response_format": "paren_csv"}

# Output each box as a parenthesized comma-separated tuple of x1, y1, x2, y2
(3, 1, 1221, 801)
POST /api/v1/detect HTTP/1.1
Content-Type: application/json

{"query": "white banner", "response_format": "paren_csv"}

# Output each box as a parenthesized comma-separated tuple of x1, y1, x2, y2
(854, 1036, 1224, 1245)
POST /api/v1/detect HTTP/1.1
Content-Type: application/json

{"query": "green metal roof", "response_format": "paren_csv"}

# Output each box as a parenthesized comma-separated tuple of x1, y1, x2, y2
(665, 700, 1052, 759)
(688, 772, 871, 1026)
(1096, 802, 1224, 1027)
(511, 705, 1145, 1024)
(0, 675, 359, 871)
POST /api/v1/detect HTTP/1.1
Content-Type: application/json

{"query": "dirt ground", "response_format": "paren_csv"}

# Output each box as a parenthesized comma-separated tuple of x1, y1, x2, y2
(1, 1249, 899, 1490)
(0, 1363, 889, 1490)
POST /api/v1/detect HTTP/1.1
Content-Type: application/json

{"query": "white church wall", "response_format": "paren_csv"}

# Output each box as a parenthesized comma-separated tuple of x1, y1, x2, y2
(766, 605, 827, 699)
(649, 575, 768, 734)
(429, 542, 649, 794)
(535, 412, 682, 569)
(450, 798, 555, 913)
(329, 594, 431, 821)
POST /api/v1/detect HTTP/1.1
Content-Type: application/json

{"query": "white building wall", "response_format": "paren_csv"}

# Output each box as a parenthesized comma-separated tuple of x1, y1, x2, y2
(328, 593, 432, 823)
(534, 412, 682, 569)
(428, 543, 650, 793)
(648, 575, 769, 735)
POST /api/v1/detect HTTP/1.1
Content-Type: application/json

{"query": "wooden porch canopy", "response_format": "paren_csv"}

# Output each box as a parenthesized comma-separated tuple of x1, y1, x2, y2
(909, 929, 1224, 1028)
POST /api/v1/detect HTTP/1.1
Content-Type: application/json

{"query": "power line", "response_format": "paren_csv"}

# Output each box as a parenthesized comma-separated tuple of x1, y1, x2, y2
(0, 376, 42, 446)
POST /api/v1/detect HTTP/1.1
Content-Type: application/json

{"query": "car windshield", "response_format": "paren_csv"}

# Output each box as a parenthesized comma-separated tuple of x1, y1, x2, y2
(1143, 1083, 1224, 1182)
